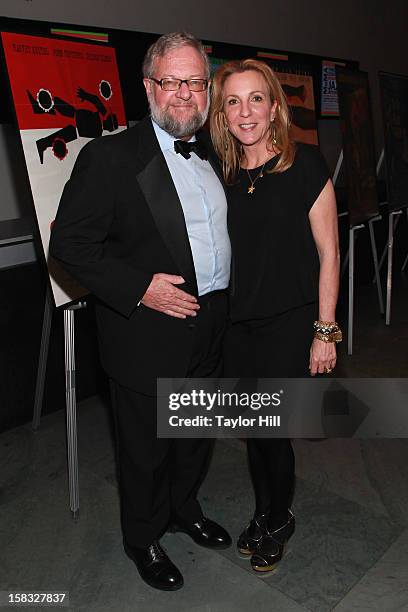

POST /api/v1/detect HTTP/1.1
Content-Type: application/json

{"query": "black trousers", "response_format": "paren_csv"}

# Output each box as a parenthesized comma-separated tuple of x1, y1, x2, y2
(224, 302, 317, 525)
(110, 290, 228, 549)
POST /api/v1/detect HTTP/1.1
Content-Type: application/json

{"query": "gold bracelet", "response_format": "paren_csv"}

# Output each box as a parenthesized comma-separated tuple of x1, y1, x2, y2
(314, 330, 343, 343)
(313, 320, 340, 334)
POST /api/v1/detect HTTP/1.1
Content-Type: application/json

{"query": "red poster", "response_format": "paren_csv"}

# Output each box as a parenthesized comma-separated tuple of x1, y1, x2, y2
(2, 32, 127, 306)
(274, 71, 318, 145)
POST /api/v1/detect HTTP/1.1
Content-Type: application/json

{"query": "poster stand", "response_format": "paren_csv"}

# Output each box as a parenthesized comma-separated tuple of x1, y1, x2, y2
(333, 149, 384, 354)
(402, 247, 408, 273)
(1, 31, 128, 518)
(32, 285, 53, 431)
(346, 223, 364, 354)
(383, 208, 407, 325)
(332, 149, 343, 185)
(32, 290, 86, 518)
(342, 217, 384, 354)
(377, 71, 408, 325)
(373, 146, 407, 325)
(376, 149, 385, 176)
(64, 300, 87, 519)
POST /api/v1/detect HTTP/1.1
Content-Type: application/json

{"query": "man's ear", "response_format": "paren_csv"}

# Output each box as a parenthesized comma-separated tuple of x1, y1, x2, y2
(143, 78, 152, 96)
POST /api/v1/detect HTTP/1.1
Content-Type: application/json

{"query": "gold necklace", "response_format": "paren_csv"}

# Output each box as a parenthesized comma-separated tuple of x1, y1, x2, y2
(246, 162, 266, 195)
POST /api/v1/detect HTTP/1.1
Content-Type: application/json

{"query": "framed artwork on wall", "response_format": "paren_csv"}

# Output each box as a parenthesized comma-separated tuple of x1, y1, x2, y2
(336, 67, 379, 226)
(379, 71, 408, 211)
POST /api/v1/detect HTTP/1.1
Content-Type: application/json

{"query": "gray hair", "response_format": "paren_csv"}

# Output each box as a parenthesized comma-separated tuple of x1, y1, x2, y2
(142, 31, 210, 79)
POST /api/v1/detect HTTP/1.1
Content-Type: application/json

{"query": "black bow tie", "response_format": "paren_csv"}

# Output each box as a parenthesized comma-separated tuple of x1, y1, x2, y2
(174, 139, 207, 160)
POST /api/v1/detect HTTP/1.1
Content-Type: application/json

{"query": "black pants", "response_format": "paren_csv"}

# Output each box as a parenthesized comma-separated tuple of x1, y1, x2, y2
(110, 290, 228, 549)
(224, 302, 317, 525)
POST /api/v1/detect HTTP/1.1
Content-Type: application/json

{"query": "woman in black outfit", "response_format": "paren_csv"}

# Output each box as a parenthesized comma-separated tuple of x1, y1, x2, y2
(210, 59, 341, 572)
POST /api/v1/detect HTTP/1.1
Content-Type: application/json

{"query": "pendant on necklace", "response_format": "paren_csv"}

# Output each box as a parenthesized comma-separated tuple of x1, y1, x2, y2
(246, 161, 266, 195)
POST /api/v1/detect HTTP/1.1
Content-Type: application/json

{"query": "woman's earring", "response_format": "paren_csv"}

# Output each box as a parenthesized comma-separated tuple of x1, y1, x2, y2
(272, 122, 277, 145)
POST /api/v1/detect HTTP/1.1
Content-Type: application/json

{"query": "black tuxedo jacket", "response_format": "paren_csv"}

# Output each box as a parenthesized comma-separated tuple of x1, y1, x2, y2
(50, 117, 225, 394)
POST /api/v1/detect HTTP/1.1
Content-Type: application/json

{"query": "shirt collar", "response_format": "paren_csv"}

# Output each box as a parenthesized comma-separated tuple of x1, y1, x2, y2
(151, 118, 196, 153)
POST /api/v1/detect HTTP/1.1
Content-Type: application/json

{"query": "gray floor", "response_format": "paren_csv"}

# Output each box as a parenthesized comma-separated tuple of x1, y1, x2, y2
(1, 281, 408, 612)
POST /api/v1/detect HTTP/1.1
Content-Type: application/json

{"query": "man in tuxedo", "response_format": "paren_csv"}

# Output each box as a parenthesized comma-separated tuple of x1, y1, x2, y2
(50, 32, 231, 591)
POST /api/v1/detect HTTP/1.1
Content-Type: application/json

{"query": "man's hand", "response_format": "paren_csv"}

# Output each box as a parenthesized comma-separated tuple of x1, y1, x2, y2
(140, 273, 200, 319)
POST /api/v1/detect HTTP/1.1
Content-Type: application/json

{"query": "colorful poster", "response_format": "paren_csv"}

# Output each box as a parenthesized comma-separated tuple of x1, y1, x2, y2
(274, 70, 318, 145)
(1, 32, 127, 307)
(379, 72, 408, 212)
(50, 28, 109, 43)
(321, 61, 341, 117)
(336, 68, 379, 226)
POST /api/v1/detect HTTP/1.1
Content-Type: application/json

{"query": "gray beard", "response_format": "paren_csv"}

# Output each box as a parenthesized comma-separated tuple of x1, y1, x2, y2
(149, 96, 209, 139)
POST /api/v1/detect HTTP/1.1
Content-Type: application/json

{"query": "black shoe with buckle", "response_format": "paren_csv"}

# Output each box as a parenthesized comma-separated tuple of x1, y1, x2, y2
(250, 509, 295, 572)
(171, 517, 232, 549)
(124, 540, 183, 591)
(237, 513, 268, 555)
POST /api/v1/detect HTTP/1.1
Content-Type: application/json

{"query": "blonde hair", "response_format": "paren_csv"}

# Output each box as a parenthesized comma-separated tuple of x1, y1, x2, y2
(210, 58, 295, 183)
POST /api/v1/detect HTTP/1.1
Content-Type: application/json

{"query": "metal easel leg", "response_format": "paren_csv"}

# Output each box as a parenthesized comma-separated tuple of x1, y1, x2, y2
(348, 225, 364, 355)
(32, 285, 53, 430)
(368, 216, 384, 315)
(332, 149, 343, 186)
(402, 252, 408, 272)
(63, 303, 86, 519)
(386, 211, 403, 325)
(348, 228, 355, 355)
(376, 213, 401, 278)
(341, 249, 349, 279)
(402, 209, 408, 272)
(341, 229, 362, 280)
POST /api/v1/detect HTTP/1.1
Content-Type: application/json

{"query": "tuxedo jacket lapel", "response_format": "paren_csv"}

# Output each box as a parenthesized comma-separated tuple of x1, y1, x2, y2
(196, 129, 227, 196)
(135, 119, 198, 296)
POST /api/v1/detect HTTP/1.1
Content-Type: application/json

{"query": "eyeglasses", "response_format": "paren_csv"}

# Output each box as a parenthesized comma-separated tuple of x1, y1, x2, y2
(150, 77, 208, 92)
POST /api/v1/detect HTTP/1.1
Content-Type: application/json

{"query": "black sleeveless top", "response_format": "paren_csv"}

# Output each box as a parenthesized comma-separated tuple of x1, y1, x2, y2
(227, 144, 330, 322)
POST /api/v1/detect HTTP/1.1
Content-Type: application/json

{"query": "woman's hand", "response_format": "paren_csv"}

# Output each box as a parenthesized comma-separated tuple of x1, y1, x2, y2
(309, 338, 337, 376)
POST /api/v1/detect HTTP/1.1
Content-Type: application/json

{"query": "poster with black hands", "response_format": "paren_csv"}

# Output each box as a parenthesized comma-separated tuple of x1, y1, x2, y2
(1, 32, 127, 306)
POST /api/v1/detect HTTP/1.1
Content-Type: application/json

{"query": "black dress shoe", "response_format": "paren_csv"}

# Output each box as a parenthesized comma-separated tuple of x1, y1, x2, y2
(172, 517, 232, 549)
(237, 513, 268, 555)
(251, 509, 295, 572)
(124, 540, 183, 591)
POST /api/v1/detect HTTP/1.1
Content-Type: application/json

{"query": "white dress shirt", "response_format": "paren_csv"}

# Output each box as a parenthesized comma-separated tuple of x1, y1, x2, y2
(152, 120, 231, 296)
